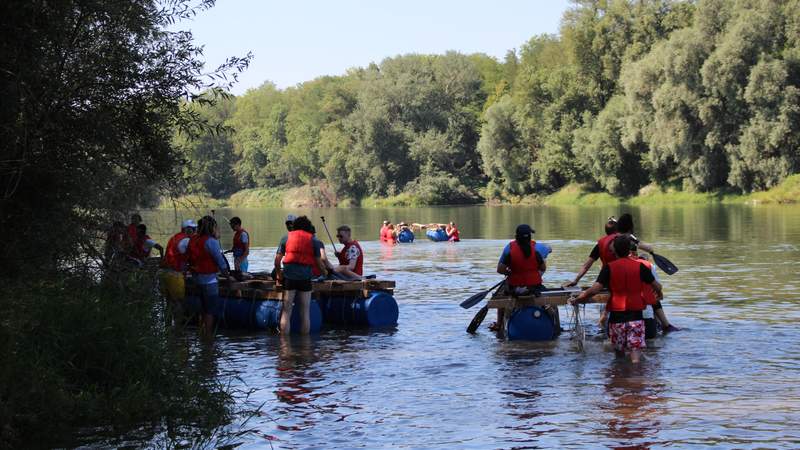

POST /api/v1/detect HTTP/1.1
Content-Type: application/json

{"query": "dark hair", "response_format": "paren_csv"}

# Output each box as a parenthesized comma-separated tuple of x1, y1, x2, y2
(617, 213, 634, 234)
(310, 225, 316, 234)
(291, 215, 313, 233)
(136, 224, 146, 234)
(197, 215, 217, 236)
(337, 225, 351, 233)
(229, 216, 242, 226)
(612, 234, 633, 257)
(605, 220, 618, 235)
(514, 224, 533, 258)
(285, 220, 293, 231)
(130, 213, 142, 223)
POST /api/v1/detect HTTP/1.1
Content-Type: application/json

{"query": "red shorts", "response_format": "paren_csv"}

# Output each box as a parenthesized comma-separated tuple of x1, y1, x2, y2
(608, 320, 646, 352)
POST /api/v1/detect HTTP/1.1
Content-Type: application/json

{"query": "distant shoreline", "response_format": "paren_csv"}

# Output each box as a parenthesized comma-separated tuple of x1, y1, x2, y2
(159, 175, 800, 210)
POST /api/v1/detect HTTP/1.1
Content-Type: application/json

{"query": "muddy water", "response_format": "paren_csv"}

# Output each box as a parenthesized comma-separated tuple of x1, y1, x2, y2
(133, 205, 800, 449)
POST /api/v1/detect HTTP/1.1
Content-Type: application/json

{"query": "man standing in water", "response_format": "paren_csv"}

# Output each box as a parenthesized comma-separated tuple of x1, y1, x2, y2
(572, 234, 661, 363)
(229, 217, 250, 273)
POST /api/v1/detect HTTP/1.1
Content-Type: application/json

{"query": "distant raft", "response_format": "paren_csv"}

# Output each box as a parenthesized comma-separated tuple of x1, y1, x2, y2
(426, 228, 449, 242)
(184, 276, 399, 333)
(397, 229, 415, 243)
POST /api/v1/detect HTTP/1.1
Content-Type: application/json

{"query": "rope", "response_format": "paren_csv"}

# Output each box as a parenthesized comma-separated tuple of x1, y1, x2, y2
(564, 297, 586, 351)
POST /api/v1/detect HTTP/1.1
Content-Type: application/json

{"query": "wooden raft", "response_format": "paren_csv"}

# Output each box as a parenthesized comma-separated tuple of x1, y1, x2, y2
(487, 287, 609, 310)
(186, 275, 395, 300)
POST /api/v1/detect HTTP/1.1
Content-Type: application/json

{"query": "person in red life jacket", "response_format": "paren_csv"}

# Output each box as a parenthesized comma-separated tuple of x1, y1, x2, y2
(159, 219, 196, 323)
(380, 222, 397, 244)
(446, 222, 460, 242)
(563, 216, 619, 288)
(130, 224, 163, 265)
(379, 220, 390, 240)
(332, 225, 364, 280)
(127, 213, 142, 244)
(273, 214, 297, 281)
(617, 214, 680, 333)
(187, 216, 230, 336)
(228, 216, 250, 273)
(103, 221, 130, 267)
(278, 216, 327, 335)
(490, 224, 548, 332)
(572, 234, 662, 363)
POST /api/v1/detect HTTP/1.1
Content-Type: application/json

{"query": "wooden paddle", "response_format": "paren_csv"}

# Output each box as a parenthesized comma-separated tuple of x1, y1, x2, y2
(320, 216, 339, 253)
(460, 279, 506, 309)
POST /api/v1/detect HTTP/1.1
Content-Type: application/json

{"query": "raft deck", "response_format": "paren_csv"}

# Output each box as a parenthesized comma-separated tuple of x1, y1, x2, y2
(487, 286, 609, 336)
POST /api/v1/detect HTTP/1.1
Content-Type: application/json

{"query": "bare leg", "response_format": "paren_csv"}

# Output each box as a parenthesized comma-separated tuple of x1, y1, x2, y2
(655, 307, 670, 328)
(281, 290, 295, 335)
(297, 291, 311, 334)
(630, 349, 642, 364)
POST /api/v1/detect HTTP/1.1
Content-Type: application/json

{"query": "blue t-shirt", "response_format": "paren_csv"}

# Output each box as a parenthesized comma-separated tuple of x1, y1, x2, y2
(282, 236, 323, 281)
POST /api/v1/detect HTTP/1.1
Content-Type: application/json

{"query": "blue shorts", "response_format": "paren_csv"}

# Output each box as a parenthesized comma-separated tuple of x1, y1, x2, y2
(197, 282, 220, 315)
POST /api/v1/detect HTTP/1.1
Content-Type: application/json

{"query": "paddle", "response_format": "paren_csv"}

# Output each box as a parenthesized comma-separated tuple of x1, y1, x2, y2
(320, 216, 338, 253)
(466, 305, 489, 334)
(460, 279, 506, 309)
(650, 252, 678, 275)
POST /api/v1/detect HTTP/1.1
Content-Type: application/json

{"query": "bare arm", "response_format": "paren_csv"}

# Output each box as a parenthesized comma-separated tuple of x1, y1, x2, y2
(564, 257, 596, 287)
(572, 282, 604, 304)
(316, 256, 328, 277)
(497, 262, 510, 276)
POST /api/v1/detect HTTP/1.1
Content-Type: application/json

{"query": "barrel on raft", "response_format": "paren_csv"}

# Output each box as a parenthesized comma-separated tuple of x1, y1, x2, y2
(426, 229, 448, 242)
(506, 306, 557, 341)
(316, 291, 399, 327)
(184, 295, 324, 333)
(397, 229, 414, 243)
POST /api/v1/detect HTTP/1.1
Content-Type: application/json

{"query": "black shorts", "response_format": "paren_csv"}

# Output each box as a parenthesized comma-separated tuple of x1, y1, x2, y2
(284, 278, 312, 292)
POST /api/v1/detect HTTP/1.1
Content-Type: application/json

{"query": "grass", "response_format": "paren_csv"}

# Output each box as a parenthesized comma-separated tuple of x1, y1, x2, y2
(543, 184, 622, 206)
(227, 187, 287, 208)
(747, 174, 800, 204)
(360, 192, 426, 207)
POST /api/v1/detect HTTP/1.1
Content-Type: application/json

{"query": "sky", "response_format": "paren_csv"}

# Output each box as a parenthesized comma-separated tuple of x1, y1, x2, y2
(181, 0, 572, 95)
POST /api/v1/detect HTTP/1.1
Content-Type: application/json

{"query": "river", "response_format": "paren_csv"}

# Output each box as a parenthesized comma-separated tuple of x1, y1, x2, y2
(126, 205, 800, 449)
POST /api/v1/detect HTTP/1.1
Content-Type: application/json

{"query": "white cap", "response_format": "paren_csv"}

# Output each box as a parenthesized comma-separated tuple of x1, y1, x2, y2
(182, 219, 197, 228)
(286, 214, 297, 222)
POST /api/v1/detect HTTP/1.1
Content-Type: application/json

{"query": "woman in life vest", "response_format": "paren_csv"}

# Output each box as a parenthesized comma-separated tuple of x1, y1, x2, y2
(277, 216, 328, 335)
(446, 222, 460, 242)
(617, 214, 680, 333)
(572, 234, 662, 363)
(491, 224, 548, 332)
(188, 216, 230, 336)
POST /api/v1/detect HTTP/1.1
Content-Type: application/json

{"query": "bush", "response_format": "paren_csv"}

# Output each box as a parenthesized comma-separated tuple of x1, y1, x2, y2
(0, 272, 235, 447)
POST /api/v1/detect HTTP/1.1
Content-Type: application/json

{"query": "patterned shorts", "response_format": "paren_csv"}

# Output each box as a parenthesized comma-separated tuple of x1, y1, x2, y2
(608, 320, 646, 352)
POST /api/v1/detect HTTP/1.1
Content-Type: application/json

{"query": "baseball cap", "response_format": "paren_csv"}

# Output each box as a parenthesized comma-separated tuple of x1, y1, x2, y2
(515, 224, 535, 238)
(286, 214, 297, 222)
(182, 219, 197, 228)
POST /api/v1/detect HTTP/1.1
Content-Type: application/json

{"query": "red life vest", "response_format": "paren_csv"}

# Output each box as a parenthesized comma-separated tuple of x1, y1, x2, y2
(379, 225, 387, 240)
(381, 227, 396, 243)
(597, 233, 619, 266)
(448, 228, 460, 242)
(507, 240, 542, 287)
(232, 228, 248, 256)
(188, 234, 219, 274)
(283, 230, 315, 266)
(131, 234, 151, 259)
(608, 256, 647, 312)
(127, 223, 138, 242)
(337, 240, 364, 275)
(163, 232, 188, 272)
(640, 258, 658, 306)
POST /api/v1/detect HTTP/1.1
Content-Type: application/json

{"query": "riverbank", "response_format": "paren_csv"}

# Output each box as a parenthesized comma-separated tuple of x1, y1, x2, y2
(160, 175, 800, 209)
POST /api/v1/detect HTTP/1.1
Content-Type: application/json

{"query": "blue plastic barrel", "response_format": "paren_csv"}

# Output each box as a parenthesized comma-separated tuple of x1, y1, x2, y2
(254, 299, 322, 333)
(507, 306, 556, 341)
(220, 297, 260, 328)
(426, 229, 448, 242)
(397, 229, 415, 243)
(317, 291, 399, 327)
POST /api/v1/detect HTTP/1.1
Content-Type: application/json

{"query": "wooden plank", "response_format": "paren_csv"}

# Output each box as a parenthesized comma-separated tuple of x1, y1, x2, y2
(487, 290, 609, 309)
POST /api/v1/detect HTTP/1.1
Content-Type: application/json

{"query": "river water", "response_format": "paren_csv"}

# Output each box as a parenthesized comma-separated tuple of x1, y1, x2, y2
(133, 205, 800, 449)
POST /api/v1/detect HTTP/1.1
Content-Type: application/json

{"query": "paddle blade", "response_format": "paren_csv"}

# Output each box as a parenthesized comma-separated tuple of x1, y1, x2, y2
(466, 305, 489, 334)
(460, 289, 490, 309)
(652, 253, 678, 275)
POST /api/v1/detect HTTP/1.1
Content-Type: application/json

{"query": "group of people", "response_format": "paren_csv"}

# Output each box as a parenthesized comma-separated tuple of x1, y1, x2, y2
(108, 213, 367, 337)
(493, 213, 680, 363)
(379, 220, 460, 243)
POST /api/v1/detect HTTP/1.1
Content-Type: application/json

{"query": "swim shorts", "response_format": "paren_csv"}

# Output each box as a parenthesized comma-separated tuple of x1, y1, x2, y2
(609, 319, 646, 352)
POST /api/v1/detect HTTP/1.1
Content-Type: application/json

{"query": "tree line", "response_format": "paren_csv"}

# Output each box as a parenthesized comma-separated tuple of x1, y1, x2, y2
(183, 0, 800, 203)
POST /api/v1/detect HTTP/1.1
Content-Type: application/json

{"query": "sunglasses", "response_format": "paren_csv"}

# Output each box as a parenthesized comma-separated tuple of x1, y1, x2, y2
(336, 234, 344, 238)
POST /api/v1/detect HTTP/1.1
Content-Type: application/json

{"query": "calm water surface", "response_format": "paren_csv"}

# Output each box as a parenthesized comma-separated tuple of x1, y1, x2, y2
(131, 205, 800, 449)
